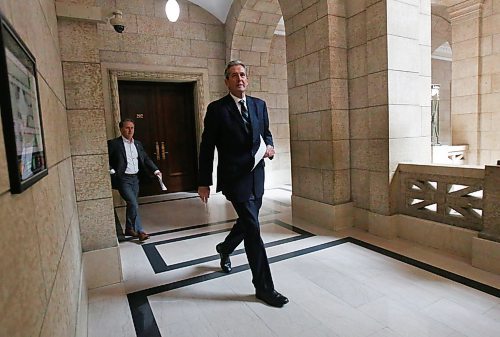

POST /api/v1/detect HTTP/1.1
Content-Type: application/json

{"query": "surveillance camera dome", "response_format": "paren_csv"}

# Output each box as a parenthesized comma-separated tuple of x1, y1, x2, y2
(109, 10, 125, 33)
(113, 24, 125, 33)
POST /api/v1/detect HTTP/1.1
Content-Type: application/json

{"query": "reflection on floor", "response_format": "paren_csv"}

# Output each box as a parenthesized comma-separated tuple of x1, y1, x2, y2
(90, 187, 500, 337)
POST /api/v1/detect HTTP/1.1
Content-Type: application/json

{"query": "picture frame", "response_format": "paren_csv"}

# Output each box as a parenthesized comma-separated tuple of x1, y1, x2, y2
(0, 15, 47, 193)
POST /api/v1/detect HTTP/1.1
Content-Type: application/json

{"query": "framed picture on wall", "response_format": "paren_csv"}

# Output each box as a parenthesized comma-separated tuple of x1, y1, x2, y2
(0, 15, 47, 193)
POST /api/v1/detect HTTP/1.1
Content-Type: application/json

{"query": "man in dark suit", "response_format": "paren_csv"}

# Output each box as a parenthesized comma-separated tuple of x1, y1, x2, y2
(108, 119, 161, 242)
(198, 60, 288, 307)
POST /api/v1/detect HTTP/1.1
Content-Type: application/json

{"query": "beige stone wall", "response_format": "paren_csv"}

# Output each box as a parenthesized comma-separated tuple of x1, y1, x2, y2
(348, 0, 432, 215)
(479, 0, 500, 164)
(387, 0, 432, 174)
(59, 18, 115, 254)
(98, 0, 226, 103)
(446, 0, 500, 165)
(432, 58, 452, 145)
(0, 1, 83, 337)
(347, 0, 375, 212)
(265, 34, 290, 186)
(284, 0, 350, 206)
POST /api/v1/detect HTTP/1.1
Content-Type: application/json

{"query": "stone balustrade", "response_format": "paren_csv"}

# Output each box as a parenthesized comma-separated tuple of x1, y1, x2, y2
(397, 163, 500, 243)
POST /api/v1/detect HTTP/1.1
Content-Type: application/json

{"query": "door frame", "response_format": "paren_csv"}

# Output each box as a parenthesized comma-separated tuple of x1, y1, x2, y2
(102, 64, 209, 154)
(101, 63, 210, 204)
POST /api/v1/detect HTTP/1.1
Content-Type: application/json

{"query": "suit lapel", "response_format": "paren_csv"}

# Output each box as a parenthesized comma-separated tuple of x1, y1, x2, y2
(247, 96, 259, 142)
(118, 137, 126, 161)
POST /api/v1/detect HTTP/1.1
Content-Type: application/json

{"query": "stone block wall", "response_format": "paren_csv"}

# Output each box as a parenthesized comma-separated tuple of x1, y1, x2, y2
(478, 0, 500, 164)
(0, 1, 83, 337)
(348, 0, 431, 216)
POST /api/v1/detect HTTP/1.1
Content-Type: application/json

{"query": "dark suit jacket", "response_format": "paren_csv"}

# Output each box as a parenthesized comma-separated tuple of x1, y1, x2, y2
(198, 94, 273, 202)
(107, 137, 159, 189)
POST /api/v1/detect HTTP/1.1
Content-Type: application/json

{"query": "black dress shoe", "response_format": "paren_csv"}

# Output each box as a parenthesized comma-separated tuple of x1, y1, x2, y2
(216, 243, 232, 273)
(255, 290, 289, 307)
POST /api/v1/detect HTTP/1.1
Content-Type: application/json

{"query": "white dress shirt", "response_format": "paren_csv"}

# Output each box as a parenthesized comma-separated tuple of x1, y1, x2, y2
(122, 136, 139, 174)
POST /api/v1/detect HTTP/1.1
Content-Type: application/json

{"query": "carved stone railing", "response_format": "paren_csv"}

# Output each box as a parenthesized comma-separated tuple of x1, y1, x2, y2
(398, 164, 484, 231)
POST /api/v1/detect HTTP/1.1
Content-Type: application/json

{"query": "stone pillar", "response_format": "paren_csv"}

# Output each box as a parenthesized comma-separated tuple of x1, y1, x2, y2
(480, 165, 500, 242)
(280, 0, 352, 229)
(348, 0, 431, 237)
(57, 3, 121, 288)
(387, 0, 432, 208)
(448, 0, 484, 164)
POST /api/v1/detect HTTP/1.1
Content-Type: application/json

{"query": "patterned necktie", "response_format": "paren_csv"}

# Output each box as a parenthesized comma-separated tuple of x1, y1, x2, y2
(239, 100, 251, 133)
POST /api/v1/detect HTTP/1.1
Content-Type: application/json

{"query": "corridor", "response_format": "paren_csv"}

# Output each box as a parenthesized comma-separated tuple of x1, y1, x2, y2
(88, 187, 500, 337)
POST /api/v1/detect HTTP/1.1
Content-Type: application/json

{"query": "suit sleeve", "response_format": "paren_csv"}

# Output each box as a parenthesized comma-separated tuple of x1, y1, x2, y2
(107, 139, 116, 171)
(198, 103, 218, 186)
(262, 101, 273, 147)
(137, 141, 159, 174)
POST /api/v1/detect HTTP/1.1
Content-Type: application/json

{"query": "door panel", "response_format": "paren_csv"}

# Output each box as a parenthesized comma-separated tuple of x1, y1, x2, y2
(157, 84, 197, 192)
(118, 81, 197, 196)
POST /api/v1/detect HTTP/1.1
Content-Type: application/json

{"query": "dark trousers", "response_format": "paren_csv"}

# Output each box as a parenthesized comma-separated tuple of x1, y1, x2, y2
(117, 174, 143, 233)
(220, 195, 274, 293)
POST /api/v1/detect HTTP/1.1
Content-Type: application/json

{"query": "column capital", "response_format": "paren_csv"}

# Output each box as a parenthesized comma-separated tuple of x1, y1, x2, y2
(447, 0, 484, 22)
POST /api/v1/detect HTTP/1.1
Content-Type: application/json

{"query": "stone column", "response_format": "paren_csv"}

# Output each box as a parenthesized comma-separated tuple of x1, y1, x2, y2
(480, 165, 500, 242)
(386, 0, 433, 207)
(57, 3, 121, 288)
(280, 0, 352, 229)
(447, 0, 484, 164)
(349, 0, 431, 237)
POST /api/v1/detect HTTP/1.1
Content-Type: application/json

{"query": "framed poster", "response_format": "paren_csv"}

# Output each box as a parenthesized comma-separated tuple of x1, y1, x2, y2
(0, 15, 47, 193)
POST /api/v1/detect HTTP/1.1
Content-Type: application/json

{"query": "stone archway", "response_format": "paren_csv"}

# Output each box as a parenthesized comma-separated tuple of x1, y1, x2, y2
(225, 0, 291, 187)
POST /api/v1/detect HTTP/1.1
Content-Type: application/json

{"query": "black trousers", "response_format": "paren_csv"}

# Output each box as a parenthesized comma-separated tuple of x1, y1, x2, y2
(220, 195, 274, 293)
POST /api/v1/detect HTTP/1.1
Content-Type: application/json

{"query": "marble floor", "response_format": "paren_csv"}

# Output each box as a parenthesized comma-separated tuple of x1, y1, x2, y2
(89, 187, 500, 337)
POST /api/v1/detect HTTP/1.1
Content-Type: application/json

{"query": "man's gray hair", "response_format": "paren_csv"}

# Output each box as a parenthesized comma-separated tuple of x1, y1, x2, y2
(224, 60, 246, 79)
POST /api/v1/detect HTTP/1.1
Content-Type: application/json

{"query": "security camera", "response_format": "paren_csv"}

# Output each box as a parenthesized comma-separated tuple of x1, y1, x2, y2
(109, 10, 125, 33)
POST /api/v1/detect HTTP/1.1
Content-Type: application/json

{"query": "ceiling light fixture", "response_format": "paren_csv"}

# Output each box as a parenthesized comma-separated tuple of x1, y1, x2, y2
(165, 0, 180, 22)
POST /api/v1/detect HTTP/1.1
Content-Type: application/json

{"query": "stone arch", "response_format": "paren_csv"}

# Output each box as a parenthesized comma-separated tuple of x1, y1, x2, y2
(225, 0, 282, 94)
(431, 4, 451, 53)
(224, 0, 291, 187)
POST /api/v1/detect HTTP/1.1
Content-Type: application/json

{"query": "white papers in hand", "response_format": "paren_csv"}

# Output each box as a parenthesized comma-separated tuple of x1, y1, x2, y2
(252, 136, 267, 171)
(157, 176, 168, 191)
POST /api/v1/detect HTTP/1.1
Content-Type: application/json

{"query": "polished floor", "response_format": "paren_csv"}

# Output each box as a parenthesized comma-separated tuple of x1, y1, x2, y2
(89, 187, 500, 337)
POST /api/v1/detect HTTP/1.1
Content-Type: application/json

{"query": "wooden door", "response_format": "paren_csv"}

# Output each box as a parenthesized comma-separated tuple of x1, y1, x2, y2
(118, 81, 198, 196)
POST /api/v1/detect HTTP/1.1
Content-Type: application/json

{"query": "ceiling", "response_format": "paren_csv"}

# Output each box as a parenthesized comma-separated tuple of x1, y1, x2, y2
(186, 0, 233, 23)
(185, 0, 284, 34)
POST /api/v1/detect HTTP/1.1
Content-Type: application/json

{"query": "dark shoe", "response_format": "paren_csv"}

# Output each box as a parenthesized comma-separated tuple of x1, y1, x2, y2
(138, 231, 150, 241)
(125, 228, 138, 237)
(255, 290, 289, 307)
(216, 243, 231, 273)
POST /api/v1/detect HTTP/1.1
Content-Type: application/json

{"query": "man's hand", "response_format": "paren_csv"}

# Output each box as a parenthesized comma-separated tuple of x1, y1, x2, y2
(154, 170, 162, 179)
(264, 145, 275, 158)
(198, 186, 210, 203)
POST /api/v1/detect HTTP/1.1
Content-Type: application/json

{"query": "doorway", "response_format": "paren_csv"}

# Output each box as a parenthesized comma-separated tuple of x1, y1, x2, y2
(118, 80, 198, 196)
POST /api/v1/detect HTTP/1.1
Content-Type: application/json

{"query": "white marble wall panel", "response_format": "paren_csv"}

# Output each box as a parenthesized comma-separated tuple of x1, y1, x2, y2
(387, 0, 420, 39)
(389, 105, 423, 138)
(387, 71, 421, 105)
(389, 137, 431, 172)
(388, 35, 420, 72)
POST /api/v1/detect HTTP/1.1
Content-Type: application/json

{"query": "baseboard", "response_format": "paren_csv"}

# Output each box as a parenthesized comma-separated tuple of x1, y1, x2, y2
(83, 246, 122, 290)
(291, 195, 353, 230)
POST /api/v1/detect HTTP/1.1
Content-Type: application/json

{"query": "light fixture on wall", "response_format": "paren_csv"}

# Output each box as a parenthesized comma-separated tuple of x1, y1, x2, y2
(165, 0, 180, 22)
